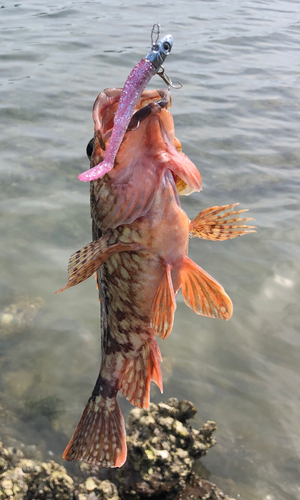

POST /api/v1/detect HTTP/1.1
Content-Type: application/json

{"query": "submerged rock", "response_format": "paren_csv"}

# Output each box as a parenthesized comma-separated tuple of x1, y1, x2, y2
(0, 399, 235, 500)
(0, 440, 119, 500)
(174, 474, 235, 500)
(0, 296, 44, 337)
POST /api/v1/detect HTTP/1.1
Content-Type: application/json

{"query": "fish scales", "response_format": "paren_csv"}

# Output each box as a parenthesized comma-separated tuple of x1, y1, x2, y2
(57, 87, 255, 468)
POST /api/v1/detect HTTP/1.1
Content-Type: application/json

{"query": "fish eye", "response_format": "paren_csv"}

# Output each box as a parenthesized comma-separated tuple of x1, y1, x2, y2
(163, 42, 171, 52)
(86, 138, 94, 159)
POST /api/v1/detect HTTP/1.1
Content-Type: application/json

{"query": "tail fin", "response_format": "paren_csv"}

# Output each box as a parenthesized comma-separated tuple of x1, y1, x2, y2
(63, 395, 126, 468)
(178, 256, 233, 320)
(190, 204, 256, 241)
(121, 337, 163, 409)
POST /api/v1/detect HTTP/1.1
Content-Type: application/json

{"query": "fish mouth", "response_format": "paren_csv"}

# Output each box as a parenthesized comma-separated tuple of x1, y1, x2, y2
(87, 87, 195, 195)
(87, 88, 171, 159)
(92, 88, 170, 141)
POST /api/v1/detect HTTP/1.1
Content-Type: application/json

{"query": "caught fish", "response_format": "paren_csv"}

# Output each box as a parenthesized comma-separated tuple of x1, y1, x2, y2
(78, 32, 173, 183)
(56, 88, 255, 468)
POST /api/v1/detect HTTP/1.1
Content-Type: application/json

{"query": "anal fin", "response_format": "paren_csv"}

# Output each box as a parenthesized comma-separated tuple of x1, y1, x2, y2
(178, 256, 233, 320)
(63, 395, 126, 468)
(56, 237, 142, 293)
(121, 336, 163, 409)
(190, 204, 256, 241)
(150, 264, 176, 340)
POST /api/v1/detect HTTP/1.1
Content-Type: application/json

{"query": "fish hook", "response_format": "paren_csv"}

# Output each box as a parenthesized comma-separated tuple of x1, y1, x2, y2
(157, 66, 183, 90)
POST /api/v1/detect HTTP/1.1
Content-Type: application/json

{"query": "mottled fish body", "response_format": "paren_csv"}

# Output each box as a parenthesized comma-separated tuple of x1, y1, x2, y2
(57, 89, 255, 467)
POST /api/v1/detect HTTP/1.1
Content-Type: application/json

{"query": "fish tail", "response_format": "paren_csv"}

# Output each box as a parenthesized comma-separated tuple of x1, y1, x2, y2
(190, 203, 256, 241)
(63, 395, 126, 468)
(178, 256, 233, 320)
(121, 336, 163, 409)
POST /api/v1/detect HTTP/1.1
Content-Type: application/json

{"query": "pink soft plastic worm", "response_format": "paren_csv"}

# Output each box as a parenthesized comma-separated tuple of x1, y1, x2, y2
(78, 34, 173, 182)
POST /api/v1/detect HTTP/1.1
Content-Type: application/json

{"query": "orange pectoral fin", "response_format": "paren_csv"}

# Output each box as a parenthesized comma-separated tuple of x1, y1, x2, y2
(150, 264, 176, 340)
(165, 150, 202, 195)
(56, 238, 143, 293)
(178, 257, 233, 320)
(190, 204, 256, 241)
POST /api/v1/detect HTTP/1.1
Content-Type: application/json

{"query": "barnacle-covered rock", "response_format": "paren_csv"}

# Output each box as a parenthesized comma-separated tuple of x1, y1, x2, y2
(76, 477, 120, 500)
(174, 474, 236, 500)
(118, 398, 217, 498)
(0, 441, 25, 474)
(0, 399, 235, 500)
(0, 442, 12, 474)
(24, 461, 74, 500)
(0, 466, 28, 499)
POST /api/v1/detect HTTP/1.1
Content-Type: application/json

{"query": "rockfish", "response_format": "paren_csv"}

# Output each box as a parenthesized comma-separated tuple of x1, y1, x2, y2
(56, 87, 255, 468)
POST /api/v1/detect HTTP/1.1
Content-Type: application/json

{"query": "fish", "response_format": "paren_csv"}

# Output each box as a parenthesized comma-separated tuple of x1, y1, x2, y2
(56, 88, 255, 468)
(78, 33, 173, 183)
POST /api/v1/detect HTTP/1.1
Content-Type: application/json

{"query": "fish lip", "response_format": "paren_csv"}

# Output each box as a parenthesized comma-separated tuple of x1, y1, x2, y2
(145, 34, 173, 69)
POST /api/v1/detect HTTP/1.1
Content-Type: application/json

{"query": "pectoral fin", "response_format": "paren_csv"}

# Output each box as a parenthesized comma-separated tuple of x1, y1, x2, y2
(190, 204, 256, 240)
(165, 151, 202, 195)
(178, 256, 233, 320)
(150, 265, 176, 340)
(56, 237, 142, 293)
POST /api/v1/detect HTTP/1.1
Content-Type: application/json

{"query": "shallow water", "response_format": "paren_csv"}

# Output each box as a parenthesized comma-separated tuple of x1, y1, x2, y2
(1, 0, 300, 498)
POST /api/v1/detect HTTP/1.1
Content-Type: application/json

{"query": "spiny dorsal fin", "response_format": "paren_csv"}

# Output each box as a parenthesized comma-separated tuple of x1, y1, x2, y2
(190, 204, 256, 240)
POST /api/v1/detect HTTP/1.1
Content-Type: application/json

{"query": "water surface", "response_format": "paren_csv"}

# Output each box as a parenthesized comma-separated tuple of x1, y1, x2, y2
(1, 1, 300, 499)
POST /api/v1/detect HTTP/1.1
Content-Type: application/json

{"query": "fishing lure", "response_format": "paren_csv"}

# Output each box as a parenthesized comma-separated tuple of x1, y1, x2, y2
(78, 32, 174, 182)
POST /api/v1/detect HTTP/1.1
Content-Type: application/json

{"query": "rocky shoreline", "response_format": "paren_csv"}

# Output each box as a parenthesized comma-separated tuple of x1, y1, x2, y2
(0, 398, 235, 500)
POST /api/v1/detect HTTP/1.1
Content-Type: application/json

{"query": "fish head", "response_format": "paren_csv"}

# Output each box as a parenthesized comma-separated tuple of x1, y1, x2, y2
(89, 87, 201, 229)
